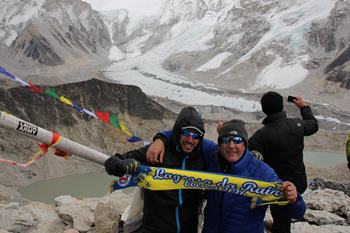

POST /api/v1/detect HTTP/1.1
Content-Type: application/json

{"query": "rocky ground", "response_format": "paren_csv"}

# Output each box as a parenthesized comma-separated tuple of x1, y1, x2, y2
(306, 164, 349, 185)
(0, 186, 349, 233)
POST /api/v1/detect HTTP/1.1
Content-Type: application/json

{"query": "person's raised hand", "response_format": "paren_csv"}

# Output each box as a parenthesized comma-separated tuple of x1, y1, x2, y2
(282, 181, 297, 204)
(217, 120, 224, 133)
(146, 139, 165, 164)
(293, 97, 307, 108)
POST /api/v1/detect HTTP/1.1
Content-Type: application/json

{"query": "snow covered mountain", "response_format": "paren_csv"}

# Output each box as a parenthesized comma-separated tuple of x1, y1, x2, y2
(0, 0, 110, 80)
(97, 0, 350, 112)
(0, 0, 349, 125)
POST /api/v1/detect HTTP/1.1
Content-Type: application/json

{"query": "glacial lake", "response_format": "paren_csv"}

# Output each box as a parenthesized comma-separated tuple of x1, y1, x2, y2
(18, 151, 347, 204)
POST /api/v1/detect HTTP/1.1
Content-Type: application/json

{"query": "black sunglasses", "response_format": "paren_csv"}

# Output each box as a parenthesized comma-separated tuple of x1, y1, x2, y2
(220, 136, 243, 145)
(180, 129, 202, 139)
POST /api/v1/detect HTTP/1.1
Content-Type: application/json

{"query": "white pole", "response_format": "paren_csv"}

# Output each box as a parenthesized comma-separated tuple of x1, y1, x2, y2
(0, 111, 109, 165)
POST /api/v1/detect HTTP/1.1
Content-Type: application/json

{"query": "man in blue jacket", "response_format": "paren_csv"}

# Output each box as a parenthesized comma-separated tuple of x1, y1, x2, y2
(202, 119, 305, 233)
(148, 119, 306, 233)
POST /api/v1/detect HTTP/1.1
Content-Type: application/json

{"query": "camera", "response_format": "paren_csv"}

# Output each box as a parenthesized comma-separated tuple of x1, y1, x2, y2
(287, 96, 297, 102)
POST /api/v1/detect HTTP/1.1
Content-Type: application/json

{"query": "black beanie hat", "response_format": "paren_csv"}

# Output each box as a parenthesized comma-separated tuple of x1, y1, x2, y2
(261, 91, 283, 115)
(218, 119, 248, 145)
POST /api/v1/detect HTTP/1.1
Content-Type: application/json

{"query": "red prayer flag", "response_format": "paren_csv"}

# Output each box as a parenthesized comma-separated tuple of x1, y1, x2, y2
(29, 80, 44, 94)
(96, 111, 110, 125)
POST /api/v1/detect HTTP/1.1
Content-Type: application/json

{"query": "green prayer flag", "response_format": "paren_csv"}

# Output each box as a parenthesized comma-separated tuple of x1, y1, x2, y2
(110, 115, 121, 129)
(44, 88, 60, 100)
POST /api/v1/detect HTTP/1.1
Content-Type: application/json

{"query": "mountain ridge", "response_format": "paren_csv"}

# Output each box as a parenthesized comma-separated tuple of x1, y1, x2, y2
(0, 77, 175, 188)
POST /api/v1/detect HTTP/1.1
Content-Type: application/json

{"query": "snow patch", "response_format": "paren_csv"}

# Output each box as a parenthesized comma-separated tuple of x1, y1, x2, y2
(239, 0, 336, 63)
(251, 56, 308, 89)
(197, 52, 232, 72)
(315, 115, 350, 127)
(109, 46, 125, 61)
(126, 32, 153, 58)
(5, 32, 18, 47)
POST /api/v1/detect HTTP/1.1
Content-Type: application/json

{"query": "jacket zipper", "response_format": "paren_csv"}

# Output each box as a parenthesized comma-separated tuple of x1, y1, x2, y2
(176, 155, 189, 233)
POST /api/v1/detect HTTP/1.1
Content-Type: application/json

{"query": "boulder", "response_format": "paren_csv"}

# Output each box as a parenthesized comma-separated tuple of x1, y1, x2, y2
(0, 201, 64, 233)
(0, 184, 22, 204)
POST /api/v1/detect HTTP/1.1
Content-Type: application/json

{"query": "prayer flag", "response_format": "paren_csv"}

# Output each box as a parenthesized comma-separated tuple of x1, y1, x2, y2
(14, 77, 29, 87)
(82, 109, 97, 118)
(120, 120, 132, 136)
(96, 111, 110, 124)
(73, 104, 83, 112)
(59, 96, 73, 106)
(44, 88, 60, 100)
(110, 115, 121, 129)
(29, 80, 44, 94)
(0, 66, 16, 80)
(127, 136, 143, 143)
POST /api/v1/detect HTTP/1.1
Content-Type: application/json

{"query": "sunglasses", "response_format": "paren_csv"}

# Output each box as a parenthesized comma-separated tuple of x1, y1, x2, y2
(180, 129, 202, 139)
(220, 136, 243, 145)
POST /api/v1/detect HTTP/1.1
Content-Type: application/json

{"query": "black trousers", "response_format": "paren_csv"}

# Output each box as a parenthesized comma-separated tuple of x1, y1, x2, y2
(270, 205, 291, 233)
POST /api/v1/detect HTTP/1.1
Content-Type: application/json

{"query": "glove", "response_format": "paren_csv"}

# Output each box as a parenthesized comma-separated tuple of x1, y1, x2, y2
(104, 156, 140, 176)
(122, 159, 140, 174)
(251, 150, 264, 161)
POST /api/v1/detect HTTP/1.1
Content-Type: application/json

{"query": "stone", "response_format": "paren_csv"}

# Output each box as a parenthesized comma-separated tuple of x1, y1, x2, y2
(304, 209, 347, 226)
(63, 229, 79, 233)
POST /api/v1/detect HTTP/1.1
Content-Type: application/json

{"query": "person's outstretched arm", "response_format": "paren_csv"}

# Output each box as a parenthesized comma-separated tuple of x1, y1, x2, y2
(146, 130, 219, 164)
(146, 130, 172, 164)
(293, 97, 318, 136)
(105, 146, 148, 176)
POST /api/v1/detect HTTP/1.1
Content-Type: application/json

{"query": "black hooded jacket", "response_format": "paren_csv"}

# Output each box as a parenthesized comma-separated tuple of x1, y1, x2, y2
(105, 106, 206, 233)
(248, 106, 318, 193)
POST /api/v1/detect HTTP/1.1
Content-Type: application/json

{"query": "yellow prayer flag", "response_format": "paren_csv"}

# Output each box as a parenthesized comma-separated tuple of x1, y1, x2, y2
(120, 120, 132, 137)
(59, 96, 73, 106)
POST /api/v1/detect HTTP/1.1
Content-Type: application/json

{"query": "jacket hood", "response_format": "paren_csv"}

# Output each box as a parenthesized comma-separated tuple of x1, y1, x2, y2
(172, 106, 205, 144)
(262, 111, 287, 125)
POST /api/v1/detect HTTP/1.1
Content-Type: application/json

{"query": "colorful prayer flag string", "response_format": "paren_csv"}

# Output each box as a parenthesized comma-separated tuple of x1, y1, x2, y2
(0, 65, 147, 144)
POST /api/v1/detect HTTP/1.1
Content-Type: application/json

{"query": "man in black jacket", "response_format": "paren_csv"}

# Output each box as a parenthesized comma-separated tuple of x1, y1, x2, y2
(248, 91, 319, 233)
(104, 106, 206, 233)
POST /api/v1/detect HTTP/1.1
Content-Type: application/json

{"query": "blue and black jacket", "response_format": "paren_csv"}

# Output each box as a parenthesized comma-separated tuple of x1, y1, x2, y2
(202, 149, 306, 233)
(105, 107, 212, 233)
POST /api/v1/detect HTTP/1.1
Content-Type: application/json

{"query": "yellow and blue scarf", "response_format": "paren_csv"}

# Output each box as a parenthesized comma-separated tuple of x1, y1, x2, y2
(112, 165, 289, 206)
